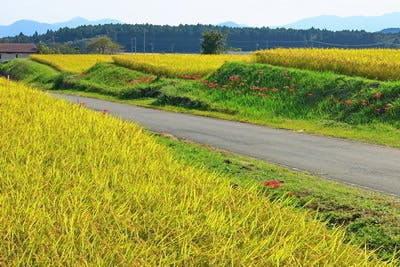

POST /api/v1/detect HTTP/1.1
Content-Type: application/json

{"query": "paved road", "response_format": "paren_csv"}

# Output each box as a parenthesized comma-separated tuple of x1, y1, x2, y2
(55, 94, 400, 197)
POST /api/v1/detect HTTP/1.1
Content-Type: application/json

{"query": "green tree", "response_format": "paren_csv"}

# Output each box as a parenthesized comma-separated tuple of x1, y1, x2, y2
(201, 31, 227, 54)
(37, 42, 56, 54)
(86, 36, 122, 54)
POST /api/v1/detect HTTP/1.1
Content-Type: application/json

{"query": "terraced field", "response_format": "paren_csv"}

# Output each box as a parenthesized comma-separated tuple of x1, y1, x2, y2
(254, 48, 400, 80)
(1, 77, 391, 265)
(31, 54, 113, 73)
(1, 51, 399, 262)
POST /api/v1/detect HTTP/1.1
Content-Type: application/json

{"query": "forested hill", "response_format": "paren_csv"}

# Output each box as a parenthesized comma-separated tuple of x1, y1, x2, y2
(1, 23, 400, 53)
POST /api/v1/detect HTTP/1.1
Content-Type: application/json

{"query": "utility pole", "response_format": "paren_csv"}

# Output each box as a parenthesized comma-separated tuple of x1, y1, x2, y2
(143, 30, 146, 53)
(130, 37, 133, 53)
(134, 37, 137, 53)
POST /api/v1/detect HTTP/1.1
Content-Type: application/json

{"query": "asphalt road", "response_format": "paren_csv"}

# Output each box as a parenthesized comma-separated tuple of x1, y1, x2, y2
(54, 94, 400, 197)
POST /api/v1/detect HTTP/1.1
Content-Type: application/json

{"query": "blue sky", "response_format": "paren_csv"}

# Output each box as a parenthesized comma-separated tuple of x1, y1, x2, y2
(3, 0, 400, 26)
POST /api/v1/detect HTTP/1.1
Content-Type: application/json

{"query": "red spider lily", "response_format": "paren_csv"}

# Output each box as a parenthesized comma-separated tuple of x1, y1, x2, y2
(375, 108, 383, 113)
(263, 180, 284, 188)
(375, 92, 383, 99)
(283, 86, 290, 89)
(369, 104, 375, 107)
(103, 109, 109, 115)
(237, 90, 242, 94)
(207, 82, 218, 88)
(129, 77, 154, 85)
(250, 86, 259, 90)
(183, 74, 202, 80)
(306, 93, 313, 97)
(229, 75, 240, 82)
(343, 100, 353, 106)
(259, 87, 269, 92)
(360, 99, 368, 106)
(270, 88, 279, 92)
(222, 85, 228, 88)
(288, 89, 296, 93)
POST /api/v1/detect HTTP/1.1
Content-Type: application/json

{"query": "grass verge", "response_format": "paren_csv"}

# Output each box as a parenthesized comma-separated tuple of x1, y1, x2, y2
(154, 133, 400, 261)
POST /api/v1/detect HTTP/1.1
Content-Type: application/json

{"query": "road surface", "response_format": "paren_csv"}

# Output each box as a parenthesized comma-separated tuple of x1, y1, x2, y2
(54, 94, 400, 197)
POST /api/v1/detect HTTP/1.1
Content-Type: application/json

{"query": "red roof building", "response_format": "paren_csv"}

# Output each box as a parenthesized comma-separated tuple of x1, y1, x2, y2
(0, 43, 38, 61)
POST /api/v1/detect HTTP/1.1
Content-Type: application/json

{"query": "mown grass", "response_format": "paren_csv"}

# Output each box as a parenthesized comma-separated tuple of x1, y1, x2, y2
(1, 77, 393, 265)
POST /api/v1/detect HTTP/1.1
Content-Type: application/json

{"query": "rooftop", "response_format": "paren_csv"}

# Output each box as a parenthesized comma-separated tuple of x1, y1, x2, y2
(0, 43, 37, 53)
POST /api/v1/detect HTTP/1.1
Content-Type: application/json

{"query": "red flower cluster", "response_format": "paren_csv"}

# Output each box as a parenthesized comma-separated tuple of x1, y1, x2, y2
(263, 180, 284, 188)
(374, 92, 383, 99)
(182, 74, 202, 80)
(343, 100, 353, 106)
(229, 75, 240, 82)
(129, 77, 154, 85)
(207, 82, 219, 88)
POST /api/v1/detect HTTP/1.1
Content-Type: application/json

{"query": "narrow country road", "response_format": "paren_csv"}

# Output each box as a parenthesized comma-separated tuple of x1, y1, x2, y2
(54, 94, 400, 197)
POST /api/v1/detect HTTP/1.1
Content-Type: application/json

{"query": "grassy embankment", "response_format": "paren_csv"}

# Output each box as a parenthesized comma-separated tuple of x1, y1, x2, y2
(1, 77, 394, 265)
(23, 55, 400, 147)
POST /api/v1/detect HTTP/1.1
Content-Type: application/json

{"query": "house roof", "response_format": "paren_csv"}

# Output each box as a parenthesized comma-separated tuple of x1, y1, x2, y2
(0, 43, 37, 53)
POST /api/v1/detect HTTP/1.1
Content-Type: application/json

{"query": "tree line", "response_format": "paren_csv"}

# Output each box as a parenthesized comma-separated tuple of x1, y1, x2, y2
(1, 23, 400, 53)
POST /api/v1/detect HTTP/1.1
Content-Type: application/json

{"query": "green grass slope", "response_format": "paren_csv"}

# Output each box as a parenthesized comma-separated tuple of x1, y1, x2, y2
(0, 59, 60, 88)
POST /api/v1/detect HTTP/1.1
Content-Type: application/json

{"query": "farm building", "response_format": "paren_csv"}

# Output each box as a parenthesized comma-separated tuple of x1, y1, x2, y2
(0, 43, 38, 61)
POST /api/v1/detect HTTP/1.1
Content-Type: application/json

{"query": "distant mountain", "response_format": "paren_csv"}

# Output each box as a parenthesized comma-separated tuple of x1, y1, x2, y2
(381, 28, 400, 34)
(285, 12, 400, 32)
(0, 17, 122, 38)
(217, 21, 248, 28)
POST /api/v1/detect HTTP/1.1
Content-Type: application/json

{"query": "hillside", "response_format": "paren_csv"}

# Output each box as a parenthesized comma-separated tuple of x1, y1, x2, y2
(285, 12, 400, 32)
(0, 17, 122, 38)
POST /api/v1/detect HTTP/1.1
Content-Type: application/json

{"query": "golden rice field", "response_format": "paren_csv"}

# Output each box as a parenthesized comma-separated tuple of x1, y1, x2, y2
(254, 48, 400, 81)
(113, 53, 251, 77)
(0, 78, 391, 266)
(31, 54, 113, 73)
